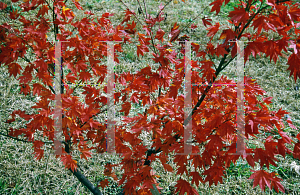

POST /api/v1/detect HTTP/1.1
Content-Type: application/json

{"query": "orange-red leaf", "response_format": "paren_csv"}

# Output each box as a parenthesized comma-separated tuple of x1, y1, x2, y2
(120, 102, 131, 116)
(228, 7, 249, 24)
(98, 179, 109, 189)
(0, 2, 7, 10)
(61, 155, 77, 172)
(249, 170, 284, 193)
(206, 23, 220, 40)
(175, 179, 199, 195)
(155, 28, 165, 42)
(287, 53, 300, 82)
(8, 63, 22, 77)
(202, 17, 212, 27)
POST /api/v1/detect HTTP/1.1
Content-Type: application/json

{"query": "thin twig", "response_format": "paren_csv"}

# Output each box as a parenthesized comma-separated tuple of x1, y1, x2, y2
(118, 0, 144, 26)
(79, 108, 107, 128)
(0, 132, 53, 144)
(137, 0, 146, 19)
(143, 0, 148, 19)
(179, 4, 211, 34)
(155, 0, 172, 19)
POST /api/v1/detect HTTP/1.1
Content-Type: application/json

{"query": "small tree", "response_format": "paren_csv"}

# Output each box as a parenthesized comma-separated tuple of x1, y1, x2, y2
(1, 0, 300, 194)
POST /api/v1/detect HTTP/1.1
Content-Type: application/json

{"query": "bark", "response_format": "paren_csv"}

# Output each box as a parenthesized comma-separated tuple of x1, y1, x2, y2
(69, 168, 103, 195)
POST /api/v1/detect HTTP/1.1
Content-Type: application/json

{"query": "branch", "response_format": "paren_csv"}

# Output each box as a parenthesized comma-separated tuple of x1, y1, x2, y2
(143, 0, 148, 19)
(155, 0, 172, 19)
(179, 4, 211, 34)
(79, 107, 107, 128)
(21, 56, 56, 94)
(0, 131, 55, 144)
(69, 168, 103, 195)
(137, 0, 146, 19)
(237, 4, 269, 40)
(118, 0, 144, 26)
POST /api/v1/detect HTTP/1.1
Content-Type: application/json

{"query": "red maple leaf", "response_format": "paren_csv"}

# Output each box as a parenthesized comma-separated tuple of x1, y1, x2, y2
(249, 170, 284, 193)
(125, 20, 137, 35)
(98, 179, 109, 189)
(206, 23, 220, 40)
(209, 0, 223, 15)
(121, 9, 134, 24)
(202, 17, 212, 27)
(61, 155, 77, 172)
(137, 44, 149, 57)
(228, 7, 249, 24)
(20, 83, 31, 96)
(287, 53, 300, 82)
(169, 22, 180, 42)
(155, 28, 165, 42)
(190, 172, 203, 186)
(79, 71, 92, 82)
(120, 102, 131, 116)
(8, 63, 22, 77)
(174, 179, 199, 195)
(0, 2, 7, 10)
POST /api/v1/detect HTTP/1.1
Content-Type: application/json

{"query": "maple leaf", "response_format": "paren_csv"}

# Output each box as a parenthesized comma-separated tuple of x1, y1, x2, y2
(287, 53, 300, 82)
(9, 9, 20, 19)
(98, 179, 109, 189)
(20, 83, 31, 96)
(191, 23, 198, 29)
(249, 170, 284, 193)
(155, 28, 165, 42)
(200, 60, 216, 83)
(175, 179, 199, 195)
(169, 22, 180, 42)
(206, 23, 220, 40)
(249, 170, 271, 191)
(252, 16, 274, 35)
(288, 6, 300, 24)
(32, 83, 44, 96)
(72, 0, 83, 10)
(228, 7, 249, 24)
(203, 166, 224, 186)
(209, 0, 229, 15)
(253, 148, 278, 169)
(294, 142, 300, 160)
(125, 20, 137, 34)
(209, 0, 224, 15)
(270, 176, 285, 193)
(202, 17, 212, 27)
(120, 102, 131, 116)
(8, 63, 22, 77)
(34, 148, 44, 161)
(215, 44, 228, 57)
(66, 72, 77, 83)
(0, 2, 7, 10)
(264, 40, 281, 64)
(190, 172, 203, 186)
(121, 9, 133, 24)
(79, 71, 92, 82)
(80, 148, 92, 160)
(37, 5, 49, 17)
(61, 155, 77, 172)
(76, 60, 88, 71)
(219, 29, 236, 42)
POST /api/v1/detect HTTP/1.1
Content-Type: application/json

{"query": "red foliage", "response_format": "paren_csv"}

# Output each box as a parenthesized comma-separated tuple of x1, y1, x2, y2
(1, 0, 300, 194)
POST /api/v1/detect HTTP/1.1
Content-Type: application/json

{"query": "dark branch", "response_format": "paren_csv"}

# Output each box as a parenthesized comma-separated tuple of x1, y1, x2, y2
(69, 168, 103, 195)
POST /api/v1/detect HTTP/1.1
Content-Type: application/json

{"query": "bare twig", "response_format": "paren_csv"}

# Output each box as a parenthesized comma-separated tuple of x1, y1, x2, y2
(143, 0, 148, 19)
(155, 0, 172, 19)
(137, 0, 146, 19)
(118, 0, 144, 26)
